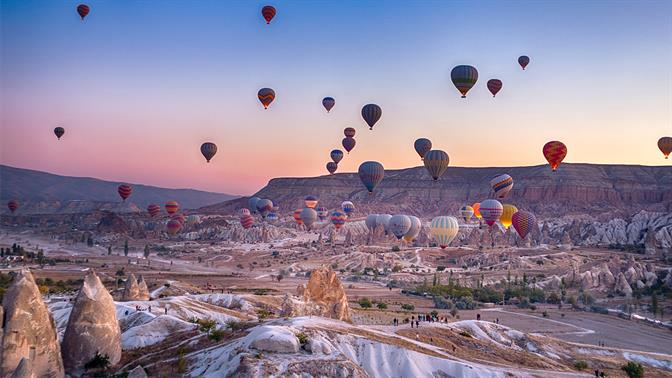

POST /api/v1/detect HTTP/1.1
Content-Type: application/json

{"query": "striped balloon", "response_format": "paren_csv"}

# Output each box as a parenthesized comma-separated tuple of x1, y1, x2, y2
(341, 201, 355, 216)
(330, 149, 344, 164)
(54, 127, 65, 140)
(414, 138, 432, 160)
(543, 141, 568, 171)
(389, 214, 411, 240)
(472, 202, 482, 219)
(257, 88, 275, 109)
(200, 142, 217, 163)
(487, 79, 503, 97)
(342, 137, 356, 153)
(256, 198, 273, 217)
(658, 137, 672, 159)
(331, 210, 347, 230)
(518, 55, 530, 70)
(430, 216, 459, 249)
(459, 205, 474, 222)
(171, 213, 186, 224)
(304, 195, 318, 209)
(293, 209, 303, 225)
(450, 65, 478, 98)
(239, 208, 251, 216)
(147, 204, 161, 217)
(326, 162, 338, 175)
(166, 219, 182, 235)
(266, 212, 278, 222)
(376, 214, 392, 234)
(76, 4, 90, 20)
(480, 199, 503, 226)
(7, 200, 19, 214)
(322, 97, 335, 112)
(316, 206, 329, 221)
(261, 5, 276, 24)
(361, 104, 382, 130)
(240, 214, 254, 229)
(358, 161, 384, 193)
(165, 200, 180, 215)
(490, 174, 514, 199)
(187, 215, 200, 225)
(300, 208, 318, 230)
(423, 150, 450, 181)
(365, 214, 379, 232)
(500, 204, 518, 229)
(248, 197, 261, 213)
(344, 127, 356, 138)
(403, 216, 422, 242)
(117, 184, 132, 201)
(512, 210, 536, 239)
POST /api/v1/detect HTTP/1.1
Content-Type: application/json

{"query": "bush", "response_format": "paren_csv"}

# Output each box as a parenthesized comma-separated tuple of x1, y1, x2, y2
(198, 319, 217, 333)
(391, 246, 401, 252)
(377, 302, 388, 310)
(434, 296, 454, 310)
(401, 303, 415, 311)
(450, 308, 459, 318)
(392, 264, 403, 273)
(621, 362, 644, 378)
(226, 320, 246, 331)
(84, 352, 110, 371)
(209, 328, 226, 342)
(436, 266, 446, 272)
(459, 331, 472, 338)
(296, 332, 309, 345)
(573, 360, 588, 371)
(257, 309, 272, 321)
(542, 311, 549, 318)
(358, 298, 372, 308)
(253, 288, 269, 295)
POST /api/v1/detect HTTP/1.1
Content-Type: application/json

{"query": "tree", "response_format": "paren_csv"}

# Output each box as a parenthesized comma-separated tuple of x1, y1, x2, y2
(621, 362, 644, 378)
(84, 352, 110, 371)
(86, 236, 94, 247)
(107, 246, 112, 256)
(123, 240, 129, 257)
(377, 302, 388, 310)
(358, 298, 372, 308)
(651, 292, 659, 317)
(144, 245, 150, 259)
(433, 273, 438, 287)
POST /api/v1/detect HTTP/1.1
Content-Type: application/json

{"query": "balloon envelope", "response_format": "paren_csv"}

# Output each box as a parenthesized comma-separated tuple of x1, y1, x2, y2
(166, 219, 182, 235)
(300, 208, 318, 230)
(117, 185, 132, 201)
(240, 214, 254, 229)
(256, 198, 273, 217)
(331, 210, 347, 230)
(257, 88, 275, 109)
(344, 127, 356, 138)
(543, 141, 568, 171)
(326, 162, 338, 175)
(358, 161, 384, 193)
(376, 214, 392, 234)
(200, 142, 217, 162)
(512, 210, 536, 239)
(389, 214, 411, 240)
(487, 79, 503, 97)
(316, 206, 329, 221)
(480, 199, 503, 226)
(451, 65, 478, 98)
(248, 197, 261, 213)
(361, 104, 382, 130)
(423, 150, 450, 180)
(365, 214, 379, 232)
(54, 127, 65, 140)
(341, 201, 355, 216)
(342, 137, 356, 153)
(261, 5, 276, 24)
(430, 216, 459, 249)
(322, 97, 335, 112)
(500, 204, 518, 229)
(165, 200, 180, 215)
(403, 216, 422, 242)
(7, 200, 19, 214)
(330, 149, 344, 164)
(658, 137, 672, 159)
(472, 203, 482, 219)
(304, 195, 318, 209)
(293, 209, 303, 225)
(77, 4, 90, 19)
(147, 204, 161, 217)
(518, 55, 530, 70)
(459, 205, 474, 222)
(490, 174, 514, 199)
(414, 138, 432, 159)
(239, 208, 251, 216)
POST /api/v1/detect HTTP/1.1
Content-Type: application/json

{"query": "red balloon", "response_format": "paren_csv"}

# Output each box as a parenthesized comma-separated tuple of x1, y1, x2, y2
(543, 141, 568, 171)
(342, 137, 356, 153)
(240, 214, 254, 229)
(165, 200, 180, 215)
(512, 211, 536, 239)
(344, 127, 356, 138)
(293, 209, 303, 225)
(487, 79, 502, 97)
(117, 185, 132, 201)
(77, 4, 90, 20)
(166, 219, 182, 235)
(326, 162, 338, 175)
(7, 200, 19, 214)
(147, 204, 161, 217)
(261, 5, 276, 24)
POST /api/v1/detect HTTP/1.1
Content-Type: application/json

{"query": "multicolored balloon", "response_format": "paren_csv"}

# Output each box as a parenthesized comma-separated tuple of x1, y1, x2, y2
(358, 161, 384, 193)
(147, 204, 161, 217)
(344, 127, 356, 138)
(389, 214, 411, 240)
(414, 138, 432, 160)
(200, 142, 217, 163)
(240, 208, 251, 216)
(658, 137, 672, 159)
(459, 205, 474, 222)
(543, 141, 568, 171)
(326, 162, 338, 175)
(171, 213, 185, 225)
(487, 79, 503, 97)
(256, 198, 273, 217)
(300, 208, 318, 230)
(342, 137, 356, 154)
(512, 210, 536, 239)
(76, 4, 90, 20)
(322, 97, 335, 112)
(117, 185, 132, 201)
(248, 197, 261, 213)
(361, 104, 382, 130)
(500, 204, 518, 229)
(331, 210, 347, 230)
(341, 201, 355, 216)
(54, 127, 65, 140)
(7, 200, 19, 214)
(293, 209, 303, 225)
(423, 150, 449, 181)
(479, 199, 503, 226)
(403, 216, 422, 242)
(316, 206, 329, 221)
(261, 5, 276, 24)
(166, 219, 182, 235)
(240, 214, 254, 229)
(165, 200, 179, 215)
(266, 212, 278, 222)
(257, 88, 275, 109)
(451, 65, 478, 98)
(330, 149, 344, 164)
(472, 203, 482, 219)
(186, 215, 201, 225)
(490, 174, 513, 199)
(365, 214, 379, 232)
(304, 195, 318, 209)
(430, 216, 459, 249)
(518, 55, 530, 70)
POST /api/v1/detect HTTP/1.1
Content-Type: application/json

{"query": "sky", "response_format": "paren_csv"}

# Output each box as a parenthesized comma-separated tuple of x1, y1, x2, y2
(1, 0, 671, 195)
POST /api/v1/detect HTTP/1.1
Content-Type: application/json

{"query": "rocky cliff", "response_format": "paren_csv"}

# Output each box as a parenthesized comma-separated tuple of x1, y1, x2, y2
(281, 267, 352, 322)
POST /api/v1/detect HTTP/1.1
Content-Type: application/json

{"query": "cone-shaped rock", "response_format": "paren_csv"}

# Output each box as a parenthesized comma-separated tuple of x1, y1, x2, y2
(121, 273, 140, 301)
(62, 270, 121, 376)
(9, 358, 34, 378)
(0, 269, 64, 378)
(137, 275, 150, 301)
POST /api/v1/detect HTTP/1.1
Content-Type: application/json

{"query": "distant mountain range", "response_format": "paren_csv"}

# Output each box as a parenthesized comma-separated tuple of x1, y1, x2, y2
(202, 163, 672, 219)
(0, 165, 237, 214)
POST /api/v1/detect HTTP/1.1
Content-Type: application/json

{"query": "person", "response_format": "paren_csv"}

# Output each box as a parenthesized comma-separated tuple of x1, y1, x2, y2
(389, 286, 392, 291)
(594, 369, 599, 378)
(411, 320, 414, 329)
(148, 305, 152, 313)
(164, 307, 168, 315)
(496, 317, 499, 324)
(600, 372, 605, 378)
(415, 320, 419, 328)
(477, 313, 481, 321)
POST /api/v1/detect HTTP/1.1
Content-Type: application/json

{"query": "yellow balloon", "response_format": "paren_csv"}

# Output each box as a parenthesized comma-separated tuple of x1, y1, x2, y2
(500, 204, 518, 229)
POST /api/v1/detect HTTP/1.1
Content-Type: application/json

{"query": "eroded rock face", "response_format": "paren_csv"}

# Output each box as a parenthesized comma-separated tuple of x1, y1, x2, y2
(61, 270, 122, 376)
(615, 272, 633, 297)
(281, 267, 351, 322)
(137, 275, 150, 301)
(9, 358, 33, 378)
(126, 365, 148, 378)
(248, 326, 299, 353)
(121, 273, 140, 301)
(0, 270, 64, 378)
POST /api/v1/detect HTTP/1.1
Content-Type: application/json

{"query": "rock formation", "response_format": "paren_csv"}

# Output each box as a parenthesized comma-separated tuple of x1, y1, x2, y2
(127, 366, 148, 378)
(9, 358, 33, 378)
(280, 267, 351, 322)
(121, 273, 140, 301)
(137, 275, 150, 301)
(614, 272, 633, 297)
(61, 270, 122, 376)
(0, 269, 64, 378)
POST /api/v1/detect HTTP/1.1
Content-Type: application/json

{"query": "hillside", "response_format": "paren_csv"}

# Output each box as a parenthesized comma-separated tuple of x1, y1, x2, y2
(0, 165, 237, 214)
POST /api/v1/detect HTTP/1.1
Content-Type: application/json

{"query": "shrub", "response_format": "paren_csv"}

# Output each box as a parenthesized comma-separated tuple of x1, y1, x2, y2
(401, 303, 415, 311)
(257, 309, 272, 321)
(377, 302, 388, 310)
(542, 311, 549, 318)
(209, 328, 226, 342)
(459, 331, 472, 338)
(391, 246, 401, 252)
(433, 296, 454, 310)
(253, 288, 269, 295)
(436, 266, 446, 272)
(296, 332, 309, 345)
(198, 319, 217, 333)
(621, 362, 644, 378)
(392, 264, 403, 273)
(84, 352, 110, 371)
(573, 360, 588, 371)
(450, 308, 458, 318)
(226, 320, 245, 331)
(358, 298, 372, 308)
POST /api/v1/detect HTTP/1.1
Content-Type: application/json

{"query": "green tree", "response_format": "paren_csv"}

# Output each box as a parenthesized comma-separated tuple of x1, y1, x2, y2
(651, 292, 659, 317)
(377, 302, 388, 310)
(621, 362, 644, 378)
(358, 298, 372, 308)
(143, 244, 150, 259)
(107, 246, 112, 256)
(123, 240, 129, 257)
(433, 273, 438, 287)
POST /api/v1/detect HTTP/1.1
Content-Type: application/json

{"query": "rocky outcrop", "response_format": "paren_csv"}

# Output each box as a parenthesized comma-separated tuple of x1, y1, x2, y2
(0, 270, 64, 378)
(121, 274, 140, 301)
(280, 267, 351, 322)
(9, 358, 33, 378)
(614, 272, 633, 297)
(137, 275, 150, 301)
(126, 366, 148, 378)
(96, 211, 130, 233)
(248, 326, 299, 353)
(61, 270, 122, 376)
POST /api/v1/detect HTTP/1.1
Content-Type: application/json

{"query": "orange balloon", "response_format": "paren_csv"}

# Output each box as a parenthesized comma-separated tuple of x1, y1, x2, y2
(472, 202, 482, 219)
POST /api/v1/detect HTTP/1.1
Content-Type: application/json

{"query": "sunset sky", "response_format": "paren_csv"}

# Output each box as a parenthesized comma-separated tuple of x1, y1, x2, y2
(1, 0, 671, 195)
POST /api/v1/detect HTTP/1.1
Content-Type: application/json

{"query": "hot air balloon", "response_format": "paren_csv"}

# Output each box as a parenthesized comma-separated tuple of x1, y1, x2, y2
(331, 210, 347, 230)
(480, 199, 503, 226)
(472, 203, 482, 219)
(147, 204, 161, 217)
(490, 174, 513, 199)
(258, 88, 275, 109)
(430, 216, 459, 249)
(341, 201, 355, 216)
(330, 149, 344, 164)
(293, 209, 303, 225)
(240, 214, 254, 229)
(451, 65, 478, 98)
(261, 5, 276, 24)
(487, 79, 503, 97)
(543, 141, 568, 171)
(165, 200, 180, 215)
(7, 200, 19, 214)
(414, 138, 432, 160)
(500, 204, 518, 229)
(403, 216, 422, 242)
(200, 142, 217, 163)
(361, 104, 382, 130)
(322, 97, 335, 112)
(54, 127, 65, 140)
(248, 197, 261, 213)
(118, 185, 132, 201)
(304, 195, 318, 209)
(389, 214, 411, 240)
(459, 205, 474, 222)
(256, 198, 273, 218)
(658, 137, 672, 159)
(365, 214, 379, 232)
(512, 210, 536, 239)
(186, 215, 201, 225)
(266, 212, 278, 222)
(300, 208, 318, 230)
(240, 208, 251, 216)
(423, 150, 449, 180)
(358, 161, 384, 193)
(344, 127, 356, 138)
(376, 214, 392, 234)
(518, 56, 530, 70)
(171, 213, 186, 225)
(316, 206, 329, 221)
(76, 4, 90, 20)
(326, 162, 338, 175)
(342, 137, 356, 154)
(166, 219, 182, 235)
